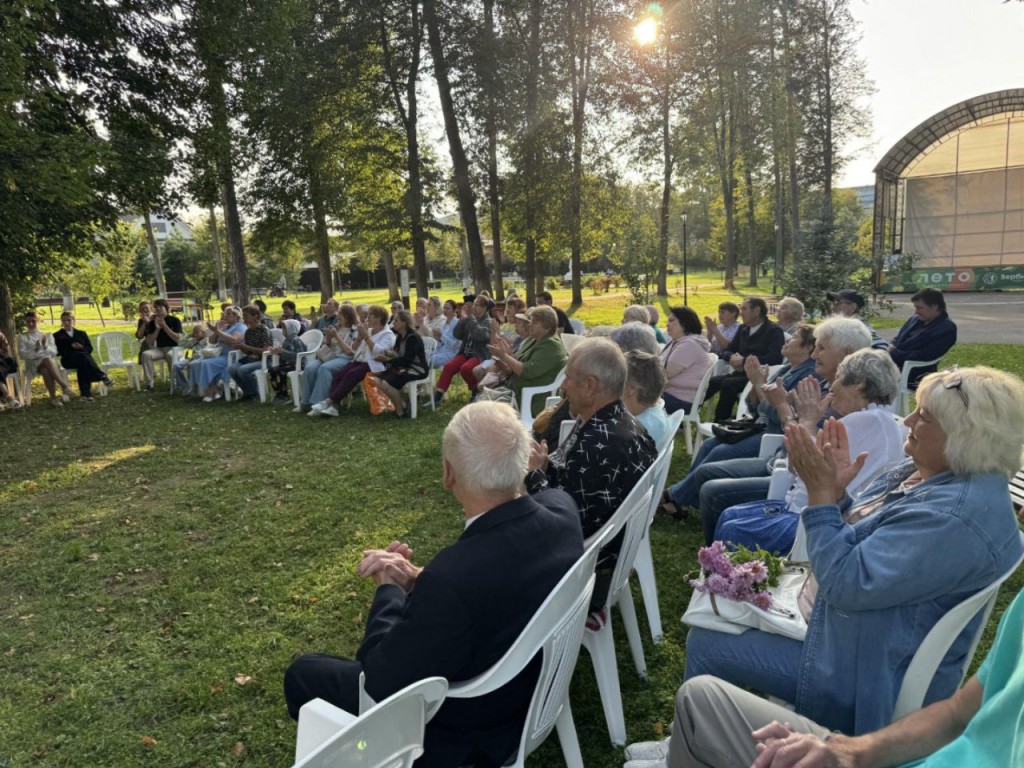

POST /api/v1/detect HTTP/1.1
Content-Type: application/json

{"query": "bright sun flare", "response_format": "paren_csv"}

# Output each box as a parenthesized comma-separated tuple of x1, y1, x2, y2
(633, 17, 658, 47)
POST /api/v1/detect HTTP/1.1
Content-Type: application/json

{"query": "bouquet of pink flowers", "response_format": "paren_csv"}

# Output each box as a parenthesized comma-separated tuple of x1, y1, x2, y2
(689, 541, 786, 611)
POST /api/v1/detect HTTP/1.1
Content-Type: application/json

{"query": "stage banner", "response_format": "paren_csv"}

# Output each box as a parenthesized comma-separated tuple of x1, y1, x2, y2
(881, 264, 1024, 292)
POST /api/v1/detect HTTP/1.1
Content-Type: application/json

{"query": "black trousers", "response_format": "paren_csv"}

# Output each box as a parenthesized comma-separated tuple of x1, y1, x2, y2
(60, 353, 106, 396)
(706, 370, 750, 422)
(284, 652, 362, 720)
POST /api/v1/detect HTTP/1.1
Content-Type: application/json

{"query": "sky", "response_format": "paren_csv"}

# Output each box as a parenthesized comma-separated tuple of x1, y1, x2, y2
(839, 0, 1024, 188)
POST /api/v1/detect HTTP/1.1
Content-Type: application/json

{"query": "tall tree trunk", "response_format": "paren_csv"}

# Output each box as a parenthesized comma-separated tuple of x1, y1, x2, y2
(780, 0, 800, 260)
(142, 212, 167, 298)
(744, 163, 758, 287)
(657, 45, 672, 297)
(422, 0, 491, 294)
(567, 0, 593, 307)
(522, 0, 541, 306)
(207, 62, 248, 305)
(0, 281, 16, 365)
(820, 0, 834, 226)
(483, 0, 504, 301)
(308, 160, 335, 301)
(381, 250, 401, 301)
(208, 205, 227, 300)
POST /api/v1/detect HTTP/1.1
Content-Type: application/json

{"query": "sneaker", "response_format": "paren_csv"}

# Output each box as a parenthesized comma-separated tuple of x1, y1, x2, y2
(321, 404, 340, 417)
(433, 390, 445, 407)
(202, 395, 214, 403)
(50, 398, 64, 408)
(144, 382, 155, 392)
(623, 759, 668, 768)
(82, 396, 94, 402)
(61, 393, 71, 404)
(310, 400, 330, 414)
(7, 399, 22, 410)
(624, 738, 671, 763)
(102, 377, 114, 388)
(292, 405, 307, 413)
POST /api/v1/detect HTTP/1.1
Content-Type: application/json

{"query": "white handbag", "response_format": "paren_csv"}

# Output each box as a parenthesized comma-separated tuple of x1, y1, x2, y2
(682, 565, 810, 641)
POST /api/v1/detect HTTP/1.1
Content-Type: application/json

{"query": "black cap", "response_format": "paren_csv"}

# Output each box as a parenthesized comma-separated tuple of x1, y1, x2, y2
(827, 289, 864, 309)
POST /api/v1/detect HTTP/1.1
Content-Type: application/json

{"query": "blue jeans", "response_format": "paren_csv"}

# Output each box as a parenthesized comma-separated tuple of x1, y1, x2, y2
(669, 437, 766, 510)
(230, 360, 263, 397)
(662, 392, 692, 415)
(301, 356, 352, 405)
(670, 457, 772, 544)
(685, 627, 802, 705)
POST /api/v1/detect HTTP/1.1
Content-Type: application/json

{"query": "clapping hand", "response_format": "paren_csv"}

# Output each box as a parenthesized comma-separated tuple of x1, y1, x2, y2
(744, 355, 766, 388)
(528, 439, 549, 473)
(793, 377, 827, 425)
(357, 540, 421, 591)
(785, 418, 865, 506)
(704, 315, 716, 331)
(729, 353, 744, 371)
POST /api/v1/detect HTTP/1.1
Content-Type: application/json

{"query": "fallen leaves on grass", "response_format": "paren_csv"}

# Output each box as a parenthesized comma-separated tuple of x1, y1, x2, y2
(232, 741, 246, 757)
(141, 735, 157, 747)
(234, 674, 253, 686)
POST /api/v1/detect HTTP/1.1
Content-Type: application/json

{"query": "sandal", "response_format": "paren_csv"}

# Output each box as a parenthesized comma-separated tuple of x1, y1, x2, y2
(656, 500, 688, 521)
(585, 609, 607, 632)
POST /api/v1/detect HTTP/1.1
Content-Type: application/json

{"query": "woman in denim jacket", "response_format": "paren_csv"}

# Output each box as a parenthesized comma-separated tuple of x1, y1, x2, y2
(684, 366, 1024, 737)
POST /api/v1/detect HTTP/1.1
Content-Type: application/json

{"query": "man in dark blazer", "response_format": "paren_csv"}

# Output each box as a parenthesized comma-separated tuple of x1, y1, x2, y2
(888, 287, 957, 389)
(284, 401, 583, 768)
(705, 297, 785, 421)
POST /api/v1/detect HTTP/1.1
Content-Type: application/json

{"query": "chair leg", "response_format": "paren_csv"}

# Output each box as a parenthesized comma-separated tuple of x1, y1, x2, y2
(408, 384, 418, 419)
(255, 371, 268, 403)
(618, 587, 647, 679)
(581, 623, 627, 745)
(288, 371, 301, 408)
(634, 536, 663, 643)
(683, 421, 694, 454)
(555, 702, 585, 768)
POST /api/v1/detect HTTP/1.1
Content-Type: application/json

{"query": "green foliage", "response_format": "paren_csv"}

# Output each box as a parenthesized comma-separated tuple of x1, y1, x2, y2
(778, 220, 873, 318)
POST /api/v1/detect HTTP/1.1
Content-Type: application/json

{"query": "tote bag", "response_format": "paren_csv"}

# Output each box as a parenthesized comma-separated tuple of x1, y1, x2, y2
(682, 565, 810, 642)
(363, 374, 395, 415)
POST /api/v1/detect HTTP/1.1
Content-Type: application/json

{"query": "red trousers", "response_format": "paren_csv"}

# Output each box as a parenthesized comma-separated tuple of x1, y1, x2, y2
(437, 354, 481, 393)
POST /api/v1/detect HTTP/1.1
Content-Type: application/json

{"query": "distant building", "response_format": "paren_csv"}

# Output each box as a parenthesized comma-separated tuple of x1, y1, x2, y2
(121, 214, 194, 242)
(850, 185, 874, 213)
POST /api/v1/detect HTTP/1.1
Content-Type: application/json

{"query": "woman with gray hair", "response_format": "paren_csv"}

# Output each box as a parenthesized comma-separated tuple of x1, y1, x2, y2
(682, 365, 1024, 742)
(712, 348, 906, 552)
(623, 350, 671, 449)
(610, 322, 660, 355)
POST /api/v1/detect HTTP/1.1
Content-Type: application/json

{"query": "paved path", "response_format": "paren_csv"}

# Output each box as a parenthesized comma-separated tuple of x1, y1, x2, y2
(878, 292, 1024, 345)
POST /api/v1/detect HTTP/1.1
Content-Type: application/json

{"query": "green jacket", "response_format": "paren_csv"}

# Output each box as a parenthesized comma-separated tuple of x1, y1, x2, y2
(510, 335, 567, 417)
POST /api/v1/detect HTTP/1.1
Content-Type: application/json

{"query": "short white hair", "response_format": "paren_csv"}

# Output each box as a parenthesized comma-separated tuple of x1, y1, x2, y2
(570, 338, 628, 399)
(442, 402, 531, 495)
(611, 322, 659, 355)
(917, 366, 1024, 478)
(814, 316, 871, 354)
(778, 296, 805, 320)
(623, 304, 651, 324)
(835, 349, 899, 406)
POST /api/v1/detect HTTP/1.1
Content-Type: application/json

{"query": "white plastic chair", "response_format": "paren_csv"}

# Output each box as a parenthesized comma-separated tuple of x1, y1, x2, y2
(697, 364, 784, 443)
(892, 549, 1024, 720)
(5, 372, 21, 404)
(569, 318, 585, 335)
(520, 368, 566, 429)
(404, 336, 437, 419)
(897, 357, 943, 416)
(358, 537, 606, 768)
(222, 349, 242, 401)
(1011, 466, 1024, 512)
(281, 329, 325, 407)
(293, 676, 448, 768)
(679, 352, 720, 454)
(560, 334, 586, 355)
(580, 485, 656, 745)
(96, 331, 140, 391)
(632, 410, 686, 645)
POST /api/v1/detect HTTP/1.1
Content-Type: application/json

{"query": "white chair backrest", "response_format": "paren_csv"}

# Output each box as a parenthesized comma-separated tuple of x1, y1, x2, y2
(1011, 467, 1024, 512)
(659, 408, 686, 452)
(758, 433, 785, 459)
(569, 318, 585, 335)
(421, 335, 437, 365)
(897, 358, 943, 415)
(560, 334, 586, 354)
(687, 353, 720, 417)
(604, 487, 656, 608)
(97, 332, 136, 364)
(520, 368, 566, 427)
(892, 548, 1024, 720)
(271, 328, 285, 346)
(295, 677, 448, 768)
(444, 543, 601, 764)
(299, 329, 324, 355)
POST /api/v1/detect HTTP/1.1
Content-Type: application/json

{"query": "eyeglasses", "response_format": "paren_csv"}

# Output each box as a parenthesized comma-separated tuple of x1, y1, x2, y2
(940, 365, 969, 410)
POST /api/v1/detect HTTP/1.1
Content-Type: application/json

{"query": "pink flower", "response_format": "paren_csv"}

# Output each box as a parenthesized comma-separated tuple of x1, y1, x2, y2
(705, 574, 730, 596)
(746, 560, 769, 583)
(751, 591, 773, 610)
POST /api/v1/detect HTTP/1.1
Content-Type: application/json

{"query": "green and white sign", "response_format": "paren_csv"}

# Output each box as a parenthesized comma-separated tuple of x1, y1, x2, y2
(881, 265, 1024, 292)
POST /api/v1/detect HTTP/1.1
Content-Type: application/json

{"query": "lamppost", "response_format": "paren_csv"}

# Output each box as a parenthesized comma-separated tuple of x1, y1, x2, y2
(680, 211, 689, 306)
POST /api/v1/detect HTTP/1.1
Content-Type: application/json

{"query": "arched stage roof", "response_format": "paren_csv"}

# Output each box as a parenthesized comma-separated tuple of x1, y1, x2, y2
(874, 89, 1024, 182)
(872, 89, 1024, 291)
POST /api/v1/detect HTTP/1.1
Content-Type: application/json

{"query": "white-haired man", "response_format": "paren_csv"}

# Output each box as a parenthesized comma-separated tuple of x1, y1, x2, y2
(527, 338, 656, 615)
(284, 401, 583, 768)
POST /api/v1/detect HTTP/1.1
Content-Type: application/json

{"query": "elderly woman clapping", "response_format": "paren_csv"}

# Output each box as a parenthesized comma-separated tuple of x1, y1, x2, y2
(684, 365, 1024, 737)
(487, 305, 567, 418)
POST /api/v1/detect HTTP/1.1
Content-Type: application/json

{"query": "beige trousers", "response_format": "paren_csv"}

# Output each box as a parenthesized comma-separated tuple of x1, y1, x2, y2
(142, 347, 175, 385)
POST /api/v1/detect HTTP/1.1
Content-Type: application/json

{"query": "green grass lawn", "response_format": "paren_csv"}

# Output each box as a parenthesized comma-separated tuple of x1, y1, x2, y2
(1, 343, 1020, 767)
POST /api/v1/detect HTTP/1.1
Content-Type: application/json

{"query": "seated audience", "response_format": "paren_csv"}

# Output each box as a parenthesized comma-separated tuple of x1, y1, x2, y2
(267, 319, 307, 402)
(17, 311, 76, 406)
(526, 338, 656, 613)
(628, 577, 1024, 768)
(475, 312, 531, 391)
(623, 304, 652, 327)
(172, 324, 213, 395)
(623, 350, 670, 449)
(252, 299, 275, 330)
(714, 349, 907, 552)
(704, 301, 740, 354)
(297, 304, 359, 413)
(371, 309, 428, 418)
(194, 306, 247, 401)
(227, 305, 276, 400)
(430, 299, 461, 370)
(387, 299, 405, 328)
(645, 304, 668, 344)
(433, 296, 494, 405)
(309, 304, 395, 417)
(888, 287, 957, 388)
(683, 366, 1024, 737)
(664, 316, 870, 523)
(414, 296, 446, 341)
(315, 299, 341, 332)
(536, 290, 574, 334)
(53, 312, 112, 400)
(284, 402, 583, 768)
(486, 305, 567, 417)
(134, 301, 153, 363)
(659, 306, 713, 415)
(775, 296, 804, 336)
(611, 321, 660, 356)
(828, 288, 888, 349)
(705, 298, 785, 422)
(0, 329, 22, 410)
(141, 298, 183, 391)
(279, 300, 310, 332)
